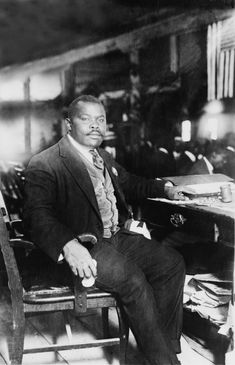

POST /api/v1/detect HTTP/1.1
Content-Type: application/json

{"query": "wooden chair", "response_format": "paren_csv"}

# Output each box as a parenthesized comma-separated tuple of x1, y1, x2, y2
(0, 168, 129, 365)
(0, 161, 25, 220)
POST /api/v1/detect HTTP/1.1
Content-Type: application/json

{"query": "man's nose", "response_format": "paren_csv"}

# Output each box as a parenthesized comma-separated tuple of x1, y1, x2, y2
(90, 119, 100, 129)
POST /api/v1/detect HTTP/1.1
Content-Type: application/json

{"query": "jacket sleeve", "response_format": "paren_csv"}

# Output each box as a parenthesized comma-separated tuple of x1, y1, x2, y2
(105, 153, 168, 203)
(23, 156, 75, 262)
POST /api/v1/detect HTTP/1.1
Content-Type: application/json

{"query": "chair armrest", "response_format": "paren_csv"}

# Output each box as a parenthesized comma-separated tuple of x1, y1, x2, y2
(72, 235, 97, 313)
(73, 275, 88, 313)
(10, 219, 25, 238)
(10, 238, 36, 251)
(11, 219, 22, 224)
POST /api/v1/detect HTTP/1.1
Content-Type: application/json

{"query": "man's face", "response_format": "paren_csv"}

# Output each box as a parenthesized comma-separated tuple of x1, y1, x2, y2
(69, 101, 106, 148)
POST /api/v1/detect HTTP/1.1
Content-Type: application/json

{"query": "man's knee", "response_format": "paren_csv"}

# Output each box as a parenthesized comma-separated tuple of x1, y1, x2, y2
(114, 270, 153, 309)
(121, 270, 148, 297)
(164, 244, 185, 267)
(96, 257, 147, 298)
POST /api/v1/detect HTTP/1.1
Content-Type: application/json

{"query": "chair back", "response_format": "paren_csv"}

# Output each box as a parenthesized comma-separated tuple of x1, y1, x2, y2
(0, 161, 25, 220)
(0, 199, 24, 308)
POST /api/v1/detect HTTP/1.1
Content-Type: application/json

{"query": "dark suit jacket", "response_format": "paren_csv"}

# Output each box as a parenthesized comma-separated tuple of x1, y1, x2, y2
(176, 152, 196, 175)
(187, 158, 210, 175)
(24, 135, 167, 262)
(224, 148, 235, 179)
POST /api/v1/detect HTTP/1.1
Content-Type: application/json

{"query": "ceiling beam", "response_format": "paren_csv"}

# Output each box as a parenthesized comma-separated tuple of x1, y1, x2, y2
(0, 8, 233, 81)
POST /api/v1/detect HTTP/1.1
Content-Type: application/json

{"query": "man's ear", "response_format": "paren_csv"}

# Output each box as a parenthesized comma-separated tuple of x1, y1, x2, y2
(65, 118, 72, 133)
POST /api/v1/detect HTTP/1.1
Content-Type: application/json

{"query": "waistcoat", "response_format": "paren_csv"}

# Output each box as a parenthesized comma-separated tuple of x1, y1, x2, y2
(83, 157, 119, 238)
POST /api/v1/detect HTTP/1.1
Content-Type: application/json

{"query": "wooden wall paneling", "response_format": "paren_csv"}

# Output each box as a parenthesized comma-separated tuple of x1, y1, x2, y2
(170, 34, 178, 73)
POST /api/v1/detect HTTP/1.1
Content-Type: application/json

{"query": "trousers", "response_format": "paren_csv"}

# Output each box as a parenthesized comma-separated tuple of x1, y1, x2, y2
(91, 228, 185, 365)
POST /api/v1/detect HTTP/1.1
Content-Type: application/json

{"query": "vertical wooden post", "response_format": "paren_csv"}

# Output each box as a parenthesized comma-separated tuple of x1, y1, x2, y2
(218, 51, 225, 99)
(60, 68, 67, 99)
(216, 21, 222, 99)
(128, 47, 145, 149)
(229, 48, 234, 97)
(23, 78, 31, 155)
(207, 24, 212, 100)
(129, 47, 139, 65)
(60, 65, 75, 100)
(170, 34, 178, 73)
(224, 49, 230, 98)
(211, 23, 217, 100)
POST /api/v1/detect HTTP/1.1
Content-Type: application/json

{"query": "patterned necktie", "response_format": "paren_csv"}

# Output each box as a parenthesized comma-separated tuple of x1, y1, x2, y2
(89, 149, 104, 170)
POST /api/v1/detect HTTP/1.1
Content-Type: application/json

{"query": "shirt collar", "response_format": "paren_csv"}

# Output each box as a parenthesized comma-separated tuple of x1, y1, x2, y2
(67, 134, 94, 163)
(227, 146, 235, 153)
(158, 147, 168, 154)
(184, 150, 196, 162)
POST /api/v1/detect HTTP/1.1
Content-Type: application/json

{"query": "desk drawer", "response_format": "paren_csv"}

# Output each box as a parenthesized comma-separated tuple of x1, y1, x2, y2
(142, 200, 217, 242)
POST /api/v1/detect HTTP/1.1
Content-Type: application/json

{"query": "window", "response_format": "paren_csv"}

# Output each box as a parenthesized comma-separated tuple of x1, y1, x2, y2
(207, 16, 235, 100)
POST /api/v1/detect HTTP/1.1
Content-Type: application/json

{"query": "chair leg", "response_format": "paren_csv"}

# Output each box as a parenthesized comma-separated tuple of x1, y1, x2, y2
(116, 304, 129, 365)
(63, 311, 73, 343)
(102, 307, 110, 338)
(10, 302, 25, 365)
(101, 308, 114, 363)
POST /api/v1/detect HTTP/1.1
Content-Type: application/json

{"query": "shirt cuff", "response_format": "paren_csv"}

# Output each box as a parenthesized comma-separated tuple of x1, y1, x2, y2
(164, 181, 174, 187)
(58, 253, 64, 262)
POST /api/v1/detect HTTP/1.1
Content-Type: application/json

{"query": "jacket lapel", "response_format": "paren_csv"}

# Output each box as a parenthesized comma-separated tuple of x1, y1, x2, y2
(98, 148, 126, 204)
(58, 136, 100, 218)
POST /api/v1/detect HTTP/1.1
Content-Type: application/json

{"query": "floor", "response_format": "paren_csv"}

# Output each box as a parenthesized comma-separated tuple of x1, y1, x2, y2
(0, 289, 216, 365)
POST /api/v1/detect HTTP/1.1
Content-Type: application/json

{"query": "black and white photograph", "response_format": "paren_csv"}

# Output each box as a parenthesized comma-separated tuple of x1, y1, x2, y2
(0, 1, 235, 365)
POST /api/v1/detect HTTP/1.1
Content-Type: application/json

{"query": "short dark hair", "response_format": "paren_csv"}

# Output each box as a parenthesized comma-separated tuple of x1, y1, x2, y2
(67, 95, 104, 120)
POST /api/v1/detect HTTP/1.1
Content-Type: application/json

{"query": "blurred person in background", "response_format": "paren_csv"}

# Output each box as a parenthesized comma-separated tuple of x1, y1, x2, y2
(187, 140, 227, 175)
(176, 141, 197, 175)
(137, 135, 176, 179)
(152, 134, 176, 178)
(223, 132, 235, 180)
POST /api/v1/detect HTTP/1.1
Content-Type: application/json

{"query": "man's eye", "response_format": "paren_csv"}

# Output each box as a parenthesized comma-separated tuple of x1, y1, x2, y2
(80, 116, 90, 122)
(98, 118, 105, 123)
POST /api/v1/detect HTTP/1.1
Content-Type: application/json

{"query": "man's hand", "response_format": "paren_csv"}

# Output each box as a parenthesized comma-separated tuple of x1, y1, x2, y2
(164, 184, 195, 200)
(63, 239, 97, 278)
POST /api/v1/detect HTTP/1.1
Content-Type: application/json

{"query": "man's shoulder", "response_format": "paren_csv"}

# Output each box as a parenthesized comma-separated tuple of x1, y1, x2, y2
(98, 147, 110, 156)
(98, 147, 116, 163)
(189, 158, 206, 173)
(28, 141, 60, 168)
(193, 158, 204, 167)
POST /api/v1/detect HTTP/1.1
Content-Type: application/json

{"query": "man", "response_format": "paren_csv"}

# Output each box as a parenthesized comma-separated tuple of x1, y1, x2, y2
(176, 141, 197, 176)
(24, 95, 193, 365)
(187, 141, 227, 175)
(223, 132, 235, 180)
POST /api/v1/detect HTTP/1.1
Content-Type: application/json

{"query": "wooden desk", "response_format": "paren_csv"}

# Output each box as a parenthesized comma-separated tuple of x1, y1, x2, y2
(143, 192, 235, 364)
(145, 192, 235, 247)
